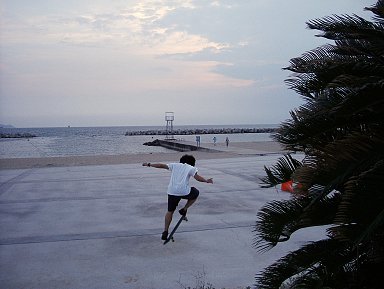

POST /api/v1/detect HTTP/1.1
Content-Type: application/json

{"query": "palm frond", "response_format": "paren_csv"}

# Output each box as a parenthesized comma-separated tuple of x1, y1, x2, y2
(254, 198, 308, 251)
(255, 239, 354, 289)
(330, 82, 384, 118)
(365, 0, 384, 24)
(260, 154, 302, 188)
(352, 209, 384, 249)
(254, 193, 341, 251)
(331, 160, 384, 246)
(307, 14, 384, 41)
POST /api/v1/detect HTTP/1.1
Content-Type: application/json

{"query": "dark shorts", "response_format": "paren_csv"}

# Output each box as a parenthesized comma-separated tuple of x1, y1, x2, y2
(167, 187, 199, 212)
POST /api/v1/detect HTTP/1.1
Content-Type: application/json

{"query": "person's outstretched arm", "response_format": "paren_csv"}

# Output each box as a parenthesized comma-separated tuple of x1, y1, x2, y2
(194, 173, 213, 184)
(142, 162, 169, 169)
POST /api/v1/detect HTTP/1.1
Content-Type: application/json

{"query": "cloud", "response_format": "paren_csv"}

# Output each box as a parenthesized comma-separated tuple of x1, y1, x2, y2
(1, 0, 246, 95)
(3, 1, 230, 56)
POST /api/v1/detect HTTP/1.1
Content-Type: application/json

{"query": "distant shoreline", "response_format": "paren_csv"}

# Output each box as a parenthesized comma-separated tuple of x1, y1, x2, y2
(0, 140, 285, 170)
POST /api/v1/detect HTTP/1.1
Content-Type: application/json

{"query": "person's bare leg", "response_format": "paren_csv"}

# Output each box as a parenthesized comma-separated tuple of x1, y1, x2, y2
(164, 211, 173, 232)
(179, 198, 197, 216)
(183, 198, 196, 210)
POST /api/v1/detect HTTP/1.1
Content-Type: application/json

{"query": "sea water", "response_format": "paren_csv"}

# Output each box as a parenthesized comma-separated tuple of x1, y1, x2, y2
(0, 125, 277, 158)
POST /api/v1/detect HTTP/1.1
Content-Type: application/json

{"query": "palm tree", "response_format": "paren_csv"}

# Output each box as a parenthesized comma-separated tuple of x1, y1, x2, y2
(254, 1, 384, 288)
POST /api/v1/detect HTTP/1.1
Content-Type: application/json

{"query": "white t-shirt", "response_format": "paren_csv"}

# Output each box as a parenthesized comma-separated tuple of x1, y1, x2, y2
(167, 163, 198, 196)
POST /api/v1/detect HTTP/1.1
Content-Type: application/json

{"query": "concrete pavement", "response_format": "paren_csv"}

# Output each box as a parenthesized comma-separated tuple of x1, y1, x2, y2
(0, 153, 323, 289)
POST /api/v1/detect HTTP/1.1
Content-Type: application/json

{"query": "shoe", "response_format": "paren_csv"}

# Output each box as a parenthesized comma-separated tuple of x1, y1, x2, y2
(179, 208, 187, 216)
(161, 231, 168, 240)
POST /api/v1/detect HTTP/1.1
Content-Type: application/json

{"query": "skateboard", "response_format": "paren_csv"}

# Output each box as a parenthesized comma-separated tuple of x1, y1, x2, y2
(163, 215, 188, 245)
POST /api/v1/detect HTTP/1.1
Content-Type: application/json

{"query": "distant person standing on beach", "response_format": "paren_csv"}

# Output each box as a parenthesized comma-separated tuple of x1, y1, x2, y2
(142, 154, 213, 241)
(225, 137, 229, 147)
(196, 135, 201, 147)
(213, 136, 217, 146)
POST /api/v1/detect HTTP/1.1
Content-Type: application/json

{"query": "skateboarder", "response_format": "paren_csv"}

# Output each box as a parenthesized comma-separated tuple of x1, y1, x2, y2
(142, 154, 213, 241)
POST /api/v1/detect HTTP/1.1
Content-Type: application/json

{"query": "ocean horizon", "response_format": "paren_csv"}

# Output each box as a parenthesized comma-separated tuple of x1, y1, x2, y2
(0, 124, 278, 159)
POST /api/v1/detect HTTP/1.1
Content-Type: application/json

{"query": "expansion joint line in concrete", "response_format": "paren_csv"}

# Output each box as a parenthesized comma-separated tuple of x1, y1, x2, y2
(0, 168, 37, 196)
(0, 223, 253, 246)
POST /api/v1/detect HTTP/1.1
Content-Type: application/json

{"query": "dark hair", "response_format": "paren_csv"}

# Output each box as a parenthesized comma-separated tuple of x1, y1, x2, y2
(180, 154, 196, 166)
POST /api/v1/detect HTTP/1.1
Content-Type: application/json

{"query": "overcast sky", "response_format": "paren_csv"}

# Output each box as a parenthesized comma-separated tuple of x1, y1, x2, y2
(0, 0, 376, 128)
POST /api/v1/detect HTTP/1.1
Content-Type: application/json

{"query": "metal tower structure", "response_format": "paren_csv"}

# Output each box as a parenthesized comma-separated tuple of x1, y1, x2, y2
(165, 112, 175, 140)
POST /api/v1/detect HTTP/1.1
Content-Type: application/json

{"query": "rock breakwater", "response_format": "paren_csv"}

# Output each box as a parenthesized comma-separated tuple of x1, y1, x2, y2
(0, 133, 36, 138)
(125, 127, 276, 136)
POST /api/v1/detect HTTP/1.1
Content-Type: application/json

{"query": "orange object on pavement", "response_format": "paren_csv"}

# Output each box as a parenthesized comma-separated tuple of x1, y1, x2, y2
(281, 180, 294, 192)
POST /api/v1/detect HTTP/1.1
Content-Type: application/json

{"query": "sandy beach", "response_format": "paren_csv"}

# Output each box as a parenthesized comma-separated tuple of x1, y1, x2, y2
(0, 141, 285, 169)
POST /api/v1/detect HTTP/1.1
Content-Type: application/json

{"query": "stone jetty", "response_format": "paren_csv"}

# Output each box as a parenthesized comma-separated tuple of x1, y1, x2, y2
(143, 139, 215, 152)
(125, 127, 277, 136)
